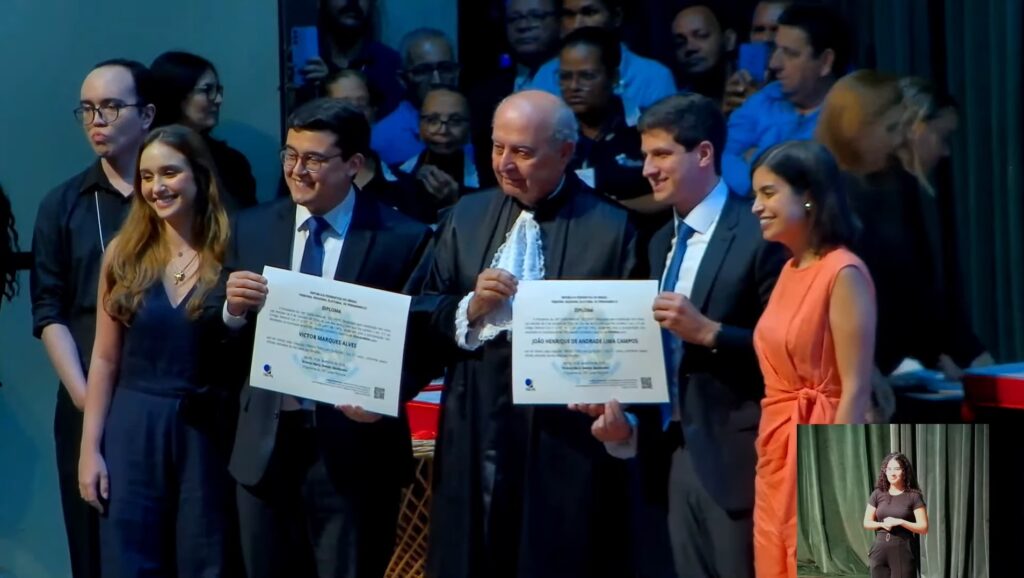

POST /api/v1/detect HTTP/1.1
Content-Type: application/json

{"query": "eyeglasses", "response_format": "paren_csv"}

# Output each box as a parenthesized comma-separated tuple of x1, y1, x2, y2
(280, 149, 343, 173)
(405, 62, 461, 80)
(507, 10, 558, 26)
(420, 114, 469, 130)
(73, 102, 142, 125)
(193, 83, 224, 101)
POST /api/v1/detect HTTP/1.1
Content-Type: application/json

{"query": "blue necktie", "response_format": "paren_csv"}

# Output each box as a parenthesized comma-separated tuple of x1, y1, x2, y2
(293, 216, 330, 410)
(660, 221, 695, 430)
(299, 216, 330, 277)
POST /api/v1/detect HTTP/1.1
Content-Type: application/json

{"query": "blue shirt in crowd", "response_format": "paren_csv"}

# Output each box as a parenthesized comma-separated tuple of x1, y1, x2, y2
(371, 100, 424, 166)
(527, 43, 677, 117)
(722, 81, 822, 195)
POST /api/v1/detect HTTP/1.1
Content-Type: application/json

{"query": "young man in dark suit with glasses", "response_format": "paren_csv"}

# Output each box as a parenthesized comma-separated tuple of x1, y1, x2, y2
(220, 98, 432, 578)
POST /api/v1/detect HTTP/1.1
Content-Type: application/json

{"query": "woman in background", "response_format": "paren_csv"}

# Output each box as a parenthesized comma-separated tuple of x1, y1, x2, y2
(894, 76, 993, 378)
(750, 140, 876, 577)
(78, 125, 236, 577)
(151, 51, 257, 211)
(863, 451, 929, 577)
(816, 70, 990, 385)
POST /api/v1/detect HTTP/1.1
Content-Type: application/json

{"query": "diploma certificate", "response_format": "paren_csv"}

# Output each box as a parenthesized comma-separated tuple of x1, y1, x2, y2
(249, 266, 410, 416)
(511, 280, 669, 405)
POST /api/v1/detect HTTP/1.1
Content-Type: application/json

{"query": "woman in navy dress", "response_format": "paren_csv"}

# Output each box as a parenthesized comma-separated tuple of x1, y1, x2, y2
(78, 124, 235, 577)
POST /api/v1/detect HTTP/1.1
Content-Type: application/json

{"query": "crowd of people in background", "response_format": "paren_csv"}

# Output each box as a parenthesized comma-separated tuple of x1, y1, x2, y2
(3, 0, 996, 577)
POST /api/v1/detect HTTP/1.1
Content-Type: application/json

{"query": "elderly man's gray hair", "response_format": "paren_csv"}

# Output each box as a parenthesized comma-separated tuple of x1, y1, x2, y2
(494, 92, 579, 144)
(551, 101, 579, 144)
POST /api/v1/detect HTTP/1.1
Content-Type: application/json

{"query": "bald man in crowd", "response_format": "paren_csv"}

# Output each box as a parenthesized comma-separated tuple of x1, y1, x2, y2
(421, 90, 638, 578)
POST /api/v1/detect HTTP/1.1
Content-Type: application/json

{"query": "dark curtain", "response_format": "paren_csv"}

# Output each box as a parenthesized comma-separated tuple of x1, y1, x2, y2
(942, 0, 1024, 361)
(892, 425, 989, 578)
(797, 425, 890, 576)
(797, 425, 988, 577)
(834, 0, 1024, 361)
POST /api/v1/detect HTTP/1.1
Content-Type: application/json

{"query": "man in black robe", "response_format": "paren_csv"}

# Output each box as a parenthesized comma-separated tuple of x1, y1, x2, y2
(422, 90, 637, 578)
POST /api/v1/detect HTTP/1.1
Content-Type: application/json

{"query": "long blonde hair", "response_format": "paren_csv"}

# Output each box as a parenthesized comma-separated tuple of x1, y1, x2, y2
(105, 125, 230, 322)
(815, 70, 902, 174)
(896, 76, 957, 196)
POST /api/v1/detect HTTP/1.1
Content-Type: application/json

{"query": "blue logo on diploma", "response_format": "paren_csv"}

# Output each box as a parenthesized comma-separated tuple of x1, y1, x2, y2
(524, 378, 535, 391)
(263, 364, 273, 377)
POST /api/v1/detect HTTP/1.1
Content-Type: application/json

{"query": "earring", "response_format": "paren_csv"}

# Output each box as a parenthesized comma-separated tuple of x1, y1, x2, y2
(804, 202, 813, 210)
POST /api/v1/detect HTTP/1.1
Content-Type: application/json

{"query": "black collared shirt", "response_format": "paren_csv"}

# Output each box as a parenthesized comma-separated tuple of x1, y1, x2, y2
(567, 98, 650, 202)
(358, 157, 428, 223)
(31, 161, 132, 373)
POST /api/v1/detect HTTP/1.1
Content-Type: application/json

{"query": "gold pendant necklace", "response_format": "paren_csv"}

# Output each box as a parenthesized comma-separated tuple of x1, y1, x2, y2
(173, 251, 199, 285)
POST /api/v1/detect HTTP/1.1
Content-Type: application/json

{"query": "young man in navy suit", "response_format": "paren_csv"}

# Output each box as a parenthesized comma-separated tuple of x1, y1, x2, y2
(577, 93, 786, 578)
(221, 99, 431, 578)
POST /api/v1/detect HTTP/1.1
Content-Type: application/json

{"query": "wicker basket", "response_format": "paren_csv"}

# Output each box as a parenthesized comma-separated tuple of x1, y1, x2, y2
(385, 439, 436, 578)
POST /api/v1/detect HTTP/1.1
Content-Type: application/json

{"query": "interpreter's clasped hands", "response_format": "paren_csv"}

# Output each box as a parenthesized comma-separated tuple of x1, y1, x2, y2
(881, 517, 904, 531)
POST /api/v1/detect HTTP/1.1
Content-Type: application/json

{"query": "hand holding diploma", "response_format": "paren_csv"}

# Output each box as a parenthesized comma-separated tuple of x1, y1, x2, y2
(653, 292, 722, 348)
(468, 268, 518, 324)
(568, 400, 633, 443)
(335, 404, 384, 423)
(226, 271, 269, 316)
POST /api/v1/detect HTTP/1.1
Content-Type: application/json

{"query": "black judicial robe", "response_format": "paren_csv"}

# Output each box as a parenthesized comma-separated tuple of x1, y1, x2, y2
(422, 172, 638, 578)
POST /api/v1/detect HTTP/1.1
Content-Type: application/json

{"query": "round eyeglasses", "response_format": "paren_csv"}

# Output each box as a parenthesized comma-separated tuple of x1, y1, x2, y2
(280, 149, 343, 173)
(73, 102, 142, 125)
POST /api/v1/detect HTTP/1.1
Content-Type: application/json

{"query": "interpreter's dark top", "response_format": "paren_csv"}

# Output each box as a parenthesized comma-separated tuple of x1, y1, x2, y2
(869, 488, 926, 540)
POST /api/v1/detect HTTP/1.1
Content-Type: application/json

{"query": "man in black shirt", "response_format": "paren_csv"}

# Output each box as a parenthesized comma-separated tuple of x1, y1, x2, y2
(30, 59, 155, 578)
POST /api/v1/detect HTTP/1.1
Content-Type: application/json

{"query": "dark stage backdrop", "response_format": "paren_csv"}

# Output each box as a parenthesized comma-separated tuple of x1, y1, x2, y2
(797, 424, 988, 577)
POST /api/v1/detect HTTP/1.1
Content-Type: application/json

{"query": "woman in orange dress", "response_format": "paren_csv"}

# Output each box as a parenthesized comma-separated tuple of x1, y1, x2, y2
(749, 140, 876, 578)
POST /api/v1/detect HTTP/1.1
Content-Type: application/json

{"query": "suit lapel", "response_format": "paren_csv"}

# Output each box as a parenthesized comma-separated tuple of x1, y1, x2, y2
(266, 199, 297, 271)
(689, 194, 738, 311)
(649, 223, 674, 285)
(334, 192, 373, 283)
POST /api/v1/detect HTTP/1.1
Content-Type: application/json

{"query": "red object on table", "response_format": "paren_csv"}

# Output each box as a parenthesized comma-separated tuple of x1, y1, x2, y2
(961, 363, 1024, 421)
(407, 384, 443, 440)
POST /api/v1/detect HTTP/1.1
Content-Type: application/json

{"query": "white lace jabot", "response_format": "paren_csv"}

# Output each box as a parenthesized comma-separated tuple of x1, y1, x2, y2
(455, 209, 546, 349)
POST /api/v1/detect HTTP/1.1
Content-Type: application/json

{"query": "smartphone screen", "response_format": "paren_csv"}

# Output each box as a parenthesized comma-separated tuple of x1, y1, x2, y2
(291, 25, 319, 86)
(738, 42, 771, 84)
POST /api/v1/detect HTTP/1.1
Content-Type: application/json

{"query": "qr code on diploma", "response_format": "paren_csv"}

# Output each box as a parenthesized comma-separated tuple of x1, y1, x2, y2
(641, 377, 652, 389)
(374, 387, 385, 400)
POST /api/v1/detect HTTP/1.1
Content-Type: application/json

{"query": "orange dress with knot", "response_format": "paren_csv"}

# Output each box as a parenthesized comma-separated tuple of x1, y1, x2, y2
(752, 247, 874, 578)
